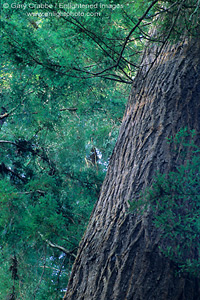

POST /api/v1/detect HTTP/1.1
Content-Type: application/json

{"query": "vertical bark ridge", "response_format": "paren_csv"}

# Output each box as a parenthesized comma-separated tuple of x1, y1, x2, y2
(64, 39, 200, 300)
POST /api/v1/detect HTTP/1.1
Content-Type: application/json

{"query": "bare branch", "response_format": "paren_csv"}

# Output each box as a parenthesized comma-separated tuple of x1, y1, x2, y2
(116, 0, 159, 67)
(143, 0, 186, 79)
(39, 233, 77, 258)
(0, 162, 27, 183)
(0, 104, 21, 121)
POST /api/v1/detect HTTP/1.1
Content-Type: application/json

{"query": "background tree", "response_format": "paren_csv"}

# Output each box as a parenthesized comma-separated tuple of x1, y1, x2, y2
(63, 1, 200, 299)
(64, 39, 200, 300)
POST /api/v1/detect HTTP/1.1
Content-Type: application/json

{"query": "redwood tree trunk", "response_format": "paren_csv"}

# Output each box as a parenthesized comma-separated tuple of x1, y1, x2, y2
(64, 38, 200, 300)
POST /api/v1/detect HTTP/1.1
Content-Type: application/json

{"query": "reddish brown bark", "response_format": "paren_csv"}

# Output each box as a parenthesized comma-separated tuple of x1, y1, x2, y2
(64, 39, 200, 300)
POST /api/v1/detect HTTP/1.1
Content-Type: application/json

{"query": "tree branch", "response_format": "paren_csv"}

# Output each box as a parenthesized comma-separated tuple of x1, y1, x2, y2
(143, 0, 186, 79)
(116, 0, 159, 67)
(0, 163, 27, 183)
(0, 104, 21, 121)
(39, 233, 77, 258)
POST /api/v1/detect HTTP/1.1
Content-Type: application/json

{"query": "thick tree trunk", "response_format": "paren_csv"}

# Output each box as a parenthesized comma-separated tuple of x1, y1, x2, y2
(64, 38, 200, 300)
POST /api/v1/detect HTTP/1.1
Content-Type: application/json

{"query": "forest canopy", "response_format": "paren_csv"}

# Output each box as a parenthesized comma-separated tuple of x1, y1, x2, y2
(1, 0, 200, 299)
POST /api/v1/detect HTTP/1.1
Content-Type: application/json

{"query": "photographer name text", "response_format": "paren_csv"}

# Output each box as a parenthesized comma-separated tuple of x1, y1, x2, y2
(3, 2, 124, 10)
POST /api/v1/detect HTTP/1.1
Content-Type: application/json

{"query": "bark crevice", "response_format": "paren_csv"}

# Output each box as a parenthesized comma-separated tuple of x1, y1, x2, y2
(64, 39, 200, 300)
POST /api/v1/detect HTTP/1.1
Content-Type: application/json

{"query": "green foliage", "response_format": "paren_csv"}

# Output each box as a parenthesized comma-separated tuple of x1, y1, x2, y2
(156, 0, 200, 41)
(1, 0, 199, 297)
(129, 129, 200, 277)
(1, 0, 132, 298)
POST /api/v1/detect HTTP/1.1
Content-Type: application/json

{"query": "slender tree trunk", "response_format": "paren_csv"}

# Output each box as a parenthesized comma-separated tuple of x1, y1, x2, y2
(64, 38, 200, 300)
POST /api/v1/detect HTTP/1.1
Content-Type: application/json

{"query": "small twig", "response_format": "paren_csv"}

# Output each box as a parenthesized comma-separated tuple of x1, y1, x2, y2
(116, 0, 159, 67)
(33, 246, 47, 299)
(0, 104, 21, 121)
(39, 233, 77, 258)
(56, 255, 67, 296)
(143, 0, 186, 79)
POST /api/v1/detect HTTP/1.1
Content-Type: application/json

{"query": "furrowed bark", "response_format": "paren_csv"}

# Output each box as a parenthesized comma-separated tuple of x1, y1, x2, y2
(64, 38, 200, 300)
